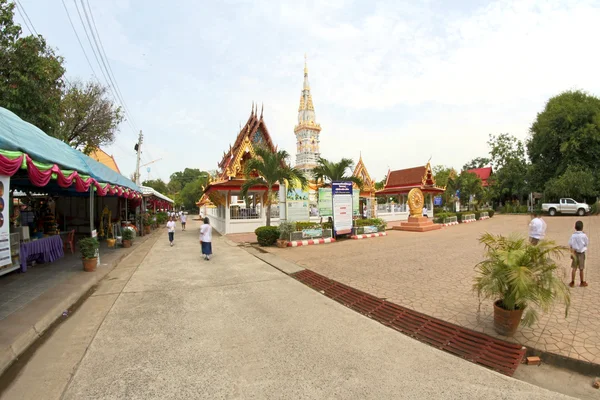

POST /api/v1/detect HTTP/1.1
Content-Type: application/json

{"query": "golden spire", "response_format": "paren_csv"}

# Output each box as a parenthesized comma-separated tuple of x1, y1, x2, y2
(304, 53, 308, 75)
(298, 94, 305, 111)
(307, 94, 314, 111)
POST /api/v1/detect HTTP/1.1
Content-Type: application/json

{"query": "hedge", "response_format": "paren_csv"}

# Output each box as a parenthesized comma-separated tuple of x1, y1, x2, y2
(354, 218, 386, 228)
(255, 226, 280, 246)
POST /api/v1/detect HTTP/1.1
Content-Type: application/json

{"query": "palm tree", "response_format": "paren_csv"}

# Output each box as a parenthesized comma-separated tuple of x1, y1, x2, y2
(312, 157, 363, 187)
(241, 146, 307, 226)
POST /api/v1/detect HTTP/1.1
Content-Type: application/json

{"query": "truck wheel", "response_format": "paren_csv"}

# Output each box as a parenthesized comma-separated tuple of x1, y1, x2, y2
(577, 208, 585, 216)
(549, 208, 556, 216)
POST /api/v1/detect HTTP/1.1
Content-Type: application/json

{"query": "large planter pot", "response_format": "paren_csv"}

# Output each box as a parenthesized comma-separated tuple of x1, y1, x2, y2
(144, 226, 151, 234)
(276, 239, 288, 248)
(493, 299, 524, 336)
(122, 239, 132, 248)
(106, 238, 116, 248)
(82, 257, 97, 272)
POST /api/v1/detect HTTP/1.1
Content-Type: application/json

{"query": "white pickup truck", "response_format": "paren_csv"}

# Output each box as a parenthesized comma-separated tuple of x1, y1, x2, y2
(541, 198, 590, 216)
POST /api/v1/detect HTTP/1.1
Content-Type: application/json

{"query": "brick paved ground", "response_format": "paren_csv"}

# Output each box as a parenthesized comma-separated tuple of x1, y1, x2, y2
(268, 215, 600, 364)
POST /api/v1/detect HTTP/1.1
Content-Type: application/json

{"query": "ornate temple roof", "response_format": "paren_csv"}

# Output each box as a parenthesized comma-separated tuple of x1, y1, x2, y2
(89, 148, 121, 174)
(294, 55, 321, 134)
(352, 154, 375, 195)
(377, 161, 446, 195)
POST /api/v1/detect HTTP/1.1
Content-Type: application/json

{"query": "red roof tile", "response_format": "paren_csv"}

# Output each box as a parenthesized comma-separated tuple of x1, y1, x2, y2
(466, 167, 493, 186)
(386, 166, 427, 188)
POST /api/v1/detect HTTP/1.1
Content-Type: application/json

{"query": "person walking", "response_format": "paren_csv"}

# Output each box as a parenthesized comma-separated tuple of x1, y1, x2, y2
(166, 216, 176, 247)
(569, 220, 589, 288)
(528, 211, 546, 245)
(180, 212, 187, 231)
(200, 217, 212, 260)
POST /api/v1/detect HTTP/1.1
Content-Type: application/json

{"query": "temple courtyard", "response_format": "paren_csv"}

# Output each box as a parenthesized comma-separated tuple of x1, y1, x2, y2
(267, 214, 600, 366)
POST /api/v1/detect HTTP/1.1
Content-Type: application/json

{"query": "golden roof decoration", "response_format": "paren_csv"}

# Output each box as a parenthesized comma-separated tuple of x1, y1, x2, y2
(307, 94, 314, 111)
(225, 136, 257, 178)
(298, 95, 305, 111)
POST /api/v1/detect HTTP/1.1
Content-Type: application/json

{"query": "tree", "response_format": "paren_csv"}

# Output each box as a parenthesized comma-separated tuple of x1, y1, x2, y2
(169, 168, 204, 191)
(487, 133, 529, 203)
(241, 147, 307, 226)
(312, 157, 362, 187)
(433, 165, 457, 206)
(142, 178, 168, 194)
(53, 80, 124, 153)
(374, 175, 386, 191)
(455, 171, 483, 210)
(0, 0, 65, 133)
(544, 166, 596, 202)
(527, 90, 600, 193)
(462, 157, 491, 171)
(179, 177, 208, 211)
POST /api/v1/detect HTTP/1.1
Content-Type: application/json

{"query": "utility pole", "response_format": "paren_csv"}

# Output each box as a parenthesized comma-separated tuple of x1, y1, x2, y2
(134, 130, 143, 186)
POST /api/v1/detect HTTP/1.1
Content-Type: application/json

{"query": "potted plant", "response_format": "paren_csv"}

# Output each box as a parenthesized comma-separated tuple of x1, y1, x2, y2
(106, 230, 116, 248)
(473, 233, 571, 336)
(78, 237, 99, 272)
(122, 228, 134, 248)
(142, 213, 151, 234)
(277, 221, 294, 248)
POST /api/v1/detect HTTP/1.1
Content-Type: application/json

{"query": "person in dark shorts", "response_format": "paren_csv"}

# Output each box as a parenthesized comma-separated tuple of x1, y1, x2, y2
(200, 217, 212, 260)
(569, 220, 589, 287)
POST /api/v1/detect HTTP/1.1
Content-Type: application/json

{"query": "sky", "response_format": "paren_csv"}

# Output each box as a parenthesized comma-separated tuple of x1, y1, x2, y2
(13, 0, 600, 184)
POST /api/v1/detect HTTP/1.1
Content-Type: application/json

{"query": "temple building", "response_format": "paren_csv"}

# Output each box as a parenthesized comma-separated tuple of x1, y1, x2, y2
(202, 104, 281, 234)
(352, 154, 377, 218)
(376, 161, 446, 222)
(294, 57, 321, 178)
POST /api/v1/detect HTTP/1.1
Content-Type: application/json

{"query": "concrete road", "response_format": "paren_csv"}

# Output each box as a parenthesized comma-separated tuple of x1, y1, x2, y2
(2, 220, 573, 399)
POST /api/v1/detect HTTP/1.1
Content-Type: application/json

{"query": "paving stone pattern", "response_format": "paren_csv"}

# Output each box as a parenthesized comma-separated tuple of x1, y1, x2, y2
(268, 215, 600, 364)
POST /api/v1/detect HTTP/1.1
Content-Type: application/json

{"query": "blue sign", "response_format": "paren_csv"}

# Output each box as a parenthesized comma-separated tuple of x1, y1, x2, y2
(434, 196, 442, 206)
(332, 181, 353, 196)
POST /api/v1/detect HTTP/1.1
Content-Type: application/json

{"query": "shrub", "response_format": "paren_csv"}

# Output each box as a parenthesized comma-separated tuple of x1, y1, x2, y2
(474, 211, 481, 220)
(156, 212, 168, 225)
(278, 221, 295, 241)
(488, 209, 495, 218)
(322, 221, 333, 230)
(122, 229, 134, 241)
(78, 237, 99, 259)
(354, 218, 385, 227)
(295, 221, 321, 231)
(590, 202, 600, 215)
(255, 226, 280, 246)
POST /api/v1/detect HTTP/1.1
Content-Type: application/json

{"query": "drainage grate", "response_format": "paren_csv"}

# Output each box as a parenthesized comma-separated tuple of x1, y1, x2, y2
(292, 269, 525, 376)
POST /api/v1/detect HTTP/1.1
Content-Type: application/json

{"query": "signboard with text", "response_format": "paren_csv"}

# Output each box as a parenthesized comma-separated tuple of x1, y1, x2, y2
(318, 188, 332, 217)
(286, 189, 309, 222)
(332, 181, 353, 236)
(0, 175, 11, 267)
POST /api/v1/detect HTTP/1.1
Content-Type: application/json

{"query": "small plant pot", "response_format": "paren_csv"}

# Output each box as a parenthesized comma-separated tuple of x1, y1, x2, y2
(82, 257, 97, 272)
(493, 300, 524, 336)
(276, 239, 288, 248)
(122, 239, 132, 248)
(106, 238, 116, 248)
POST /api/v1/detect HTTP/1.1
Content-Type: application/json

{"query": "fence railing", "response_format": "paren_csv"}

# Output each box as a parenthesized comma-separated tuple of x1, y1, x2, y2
(230, 207, 260, 220)
(444, 216, 458, 224)
(462, 214, 476, 222)
(352, 225, 384, 235)
(480, 211, 489, 219)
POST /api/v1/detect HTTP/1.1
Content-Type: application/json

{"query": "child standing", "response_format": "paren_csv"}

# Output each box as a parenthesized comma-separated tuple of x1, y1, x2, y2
(166, 217, 176, 247)
(569, 220, 589, 287)
(528, 211, 547, 245)
(200, 217, 212, 260)
(180, 213, 187, 231)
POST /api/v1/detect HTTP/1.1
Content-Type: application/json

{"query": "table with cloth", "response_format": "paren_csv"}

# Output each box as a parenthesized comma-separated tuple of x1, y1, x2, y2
(19, 235, 65, 272)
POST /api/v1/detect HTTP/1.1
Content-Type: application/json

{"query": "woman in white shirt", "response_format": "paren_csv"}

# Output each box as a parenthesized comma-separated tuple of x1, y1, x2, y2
(166, 217, 176, 247)
(200, 217, 213, 260)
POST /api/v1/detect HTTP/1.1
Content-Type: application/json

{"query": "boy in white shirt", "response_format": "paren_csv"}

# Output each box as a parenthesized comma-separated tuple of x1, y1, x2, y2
(180, 213, 187, 231)
(569, 220, 589, 287)
(528, 211, 546, 245)
(166, 217, 176, 246)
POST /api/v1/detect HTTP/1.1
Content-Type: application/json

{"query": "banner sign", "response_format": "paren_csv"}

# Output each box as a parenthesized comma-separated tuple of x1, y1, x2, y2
(332, 181, 353, 235)
(286, 189, 309, 222)
(318, 188, 332, 217)
(302, 228, 323, 239)
(0, 175, 11, 267)
(434, 196, 442, 206)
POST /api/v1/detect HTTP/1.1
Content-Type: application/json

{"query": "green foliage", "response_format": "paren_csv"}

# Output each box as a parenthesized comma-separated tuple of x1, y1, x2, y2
(78, 237, 99, 259)
(156, 212, 168, 225)
(169, 168, 207, 201)
(473, 233, 570, 327)
(488, 209, 495, 218)
(462, 157, 491, 171)
(500, 204, 529, 214)
(487, 133, 529, 202)
(433, 212, 455, 223)
(53, 80, 124, 152)
(278, 221, 295, 240)
(255, 226, 280, 246)
(544, 165, 596, 202)
(122, 229, 134, 241)
(0, 3, 65, 134)
(313, 157, 362, 187)
(294, 221, 320, 231)
(454, 171, 484, 209)
(354, 218, 386, 228)
(374, 175, 386, 190)
(590, 202, 600, 215)
(528, 90, 600, 194)
(179, 176, 208, 211)
(142, 178, 169, 195)
(242, 146, 307, 227)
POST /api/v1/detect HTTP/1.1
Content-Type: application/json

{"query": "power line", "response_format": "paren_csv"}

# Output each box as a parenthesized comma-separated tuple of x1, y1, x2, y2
(84, 0, 139, 130)
(79, 0, 139, 132)
(61, 0, 100, 82)
(13, 1, 35, 36)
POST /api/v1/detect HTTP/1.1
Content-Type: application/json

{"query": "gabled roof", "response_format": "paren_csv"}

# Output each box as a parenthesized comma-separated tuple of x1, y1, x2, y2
(466, 167, 493, 186)
(376, 161, 445, 195)
(89, 148, 121, 174)
(353, 154, 375, 193)
(217, 104, 276, 180)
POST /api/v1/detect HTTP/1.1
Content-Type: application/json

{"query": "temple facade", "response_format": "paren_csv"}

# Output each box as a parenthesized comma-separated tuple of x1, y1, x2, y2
(294, 57, 321, 178)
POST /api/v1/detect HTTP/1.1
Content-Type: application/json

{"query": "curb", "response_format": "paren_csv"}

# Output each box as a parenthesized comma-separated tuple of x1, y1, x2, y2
(351, 232, 387, 239)
(442, 222, 459, 227)
(0, 230, 160, 376)
(287, 238, 336, 247)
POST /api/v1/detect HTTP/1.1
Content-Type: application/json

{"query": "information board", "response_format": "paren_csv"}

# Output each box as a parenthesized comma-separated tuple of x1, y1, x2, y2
(318, 188, 332, 217)
(0, 176, 10, 267)
(286, 189, 309, 222)
(332, 182, 353, 235)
